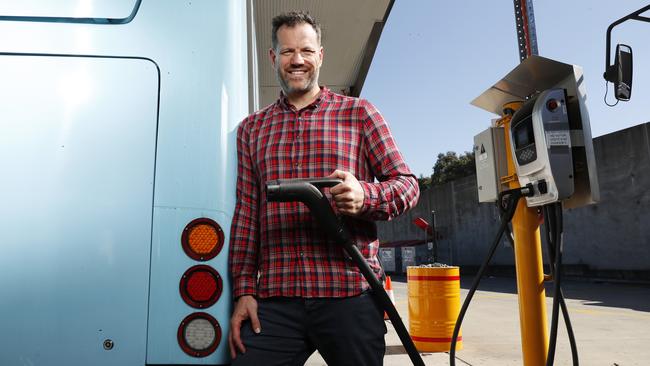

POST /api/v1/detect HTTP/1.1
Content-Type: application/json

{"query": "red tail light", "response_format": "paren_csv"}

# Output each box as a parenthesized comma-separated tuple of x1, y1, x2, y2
(179, 265, 222, 309)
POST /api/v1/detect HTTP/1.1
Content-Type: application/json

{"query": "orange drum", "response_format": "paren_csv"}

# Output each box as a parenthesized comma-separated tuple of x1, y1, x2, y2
(407, 266, 463, 352)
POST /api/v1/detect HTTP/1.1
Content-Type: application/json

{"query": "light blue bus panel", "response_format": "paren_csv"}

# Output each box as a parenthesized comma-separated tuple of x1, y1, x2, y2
(0, 55, 159, 365)
(0, 0, 138, 19)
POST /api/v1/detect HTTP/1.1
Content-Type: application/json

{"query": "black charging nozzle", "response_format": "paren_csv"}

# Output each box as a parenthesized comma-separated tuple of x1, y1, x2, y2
(265, 178, 426, 366)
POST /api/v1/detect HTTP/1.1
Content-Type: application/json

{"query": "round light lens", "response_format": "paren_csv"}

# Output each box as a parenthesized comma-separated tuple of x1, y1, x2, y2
(187, 271, 217, 302)
(179, 265, 222, 308)
(177, 312, 221, 357)
(189, 224, 218, 254)
(185, 318, 215, 349)
(181, 218, 224, 261)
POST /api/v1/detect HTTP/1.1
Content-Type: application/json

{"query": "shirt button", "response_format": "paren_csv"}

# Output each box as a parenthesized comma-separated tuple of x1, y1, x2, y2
(295, 163, 301, 168)
(299, 252, 304, 257)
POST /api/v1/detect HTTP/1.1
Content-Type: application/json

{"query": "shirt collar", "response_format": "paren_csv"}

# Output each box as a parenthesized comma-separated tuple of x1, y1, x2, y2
(278, 86, 330, 111)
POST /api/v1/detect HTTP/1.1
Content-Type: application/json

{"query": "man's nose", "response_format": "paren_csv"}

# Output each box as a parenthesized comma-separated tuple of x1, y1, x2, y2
(290, 52, 304, 65)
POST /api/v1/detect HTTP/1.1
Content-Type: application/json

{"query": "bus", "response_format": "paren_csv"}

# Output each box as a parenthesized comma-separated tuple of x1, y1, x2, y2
(0, 0, 393, 364)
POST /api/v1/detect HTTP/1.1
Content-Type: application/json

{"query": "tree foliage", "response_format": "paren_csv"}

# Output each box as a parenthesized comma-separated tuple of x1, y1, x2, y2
(417, 174, 432, 191)
(419, 151, 475, 190)
(432, 151, 475, 186)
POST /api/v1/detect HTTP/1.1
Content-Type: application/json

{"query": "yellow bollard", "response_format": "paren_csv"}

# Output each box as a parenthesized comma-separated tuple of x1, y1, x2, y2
(407, 266, 462, 352)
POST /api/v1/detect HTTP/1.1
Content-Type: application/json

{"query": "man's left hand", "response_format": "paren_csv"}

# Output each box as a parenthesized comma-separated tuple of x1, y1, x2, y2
(328, 170, 365, 216)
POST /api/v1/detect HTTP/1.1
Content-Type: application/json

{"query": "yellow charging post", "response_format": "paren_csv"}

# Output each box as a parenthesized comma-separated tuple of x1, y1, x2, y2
(496, 101, 549, 365)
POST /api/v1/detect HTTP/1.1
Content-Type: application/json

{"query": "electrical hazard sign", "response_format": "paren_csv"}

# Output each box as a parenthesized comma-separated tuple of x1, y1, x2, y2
(477, 144, 488, 163)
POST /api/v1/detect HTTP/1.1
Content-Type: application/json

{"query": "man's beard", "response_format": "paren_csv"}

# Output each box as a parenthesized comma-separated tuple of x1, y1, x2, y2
(276, 66, 319, 96)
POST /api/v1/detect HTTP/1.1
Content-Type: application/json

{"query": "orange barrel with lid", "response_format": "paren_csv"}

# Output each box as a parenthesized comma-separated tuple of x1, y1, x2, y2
(407, 266, 462, 352)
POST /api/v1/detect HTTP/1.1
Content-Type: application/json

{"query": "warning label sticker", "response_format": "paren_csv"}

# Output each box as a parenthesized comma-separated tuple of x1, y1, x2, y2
(545, 130, 571, 146)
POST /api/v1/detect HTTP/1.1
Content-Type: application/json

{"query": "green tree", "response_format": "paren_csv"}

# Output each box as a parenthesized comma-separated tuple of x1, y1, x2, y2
(417, 174, 432, 191)
(430, 151, 475, 186)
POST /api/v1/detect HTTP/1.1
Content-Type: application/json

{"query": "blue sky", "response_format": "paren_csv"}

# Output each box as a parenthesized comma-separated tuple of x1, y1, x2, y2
(362, 0, 650, 177)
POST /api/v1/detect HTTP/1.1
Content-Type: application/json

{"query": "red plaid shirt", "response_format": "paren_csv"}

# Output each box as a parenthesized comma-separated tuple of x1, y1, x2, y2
(229, 87, 419, 299)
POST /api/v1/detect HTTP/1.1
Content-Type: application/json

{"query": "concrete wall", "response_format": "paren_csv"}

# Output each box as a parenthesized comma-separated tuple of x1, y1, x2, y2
(378, 122, 650, 279)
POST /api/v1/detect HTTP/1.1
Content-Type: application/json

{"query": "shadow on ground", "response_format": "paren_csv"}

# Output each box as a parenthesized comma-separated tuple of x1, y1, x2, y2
(390, 274, 650, 312)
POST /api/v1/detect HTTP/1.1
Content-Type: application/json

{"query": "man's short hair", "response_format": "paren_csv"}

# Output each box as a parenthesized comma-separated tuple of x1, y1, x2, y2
(271, 11, 321, 50)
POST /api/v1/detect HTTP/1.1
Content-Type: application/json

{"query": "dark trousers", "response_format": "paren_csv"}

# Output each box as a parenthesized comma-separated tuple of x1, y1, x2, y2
(231, 292, 387, 366)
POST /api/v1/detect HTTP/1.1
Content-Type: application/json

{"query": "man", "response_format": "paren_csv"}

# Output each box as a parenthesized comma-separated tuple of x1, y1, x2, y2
(228, 11, 419, 366)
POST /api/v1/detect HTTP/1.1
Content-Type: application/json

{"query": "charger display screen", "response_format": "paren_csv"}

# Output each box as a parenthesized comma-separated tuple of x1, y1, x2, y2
(513, 115, 537, 165)
(514, 116, 535, 148)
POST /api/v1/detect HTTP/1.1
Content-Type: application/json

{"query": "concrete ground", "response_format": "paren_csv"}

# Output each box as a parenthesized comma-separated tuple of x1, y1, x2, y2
(306, 275, 650, 365)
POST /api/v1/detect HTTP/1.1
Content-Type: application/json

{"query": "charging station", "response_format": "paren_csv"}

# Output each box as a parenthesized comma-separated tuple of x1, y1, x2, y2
(456, 55, 602, 366)
(472, 55, 600, 209)
(509, 88, 574, 207)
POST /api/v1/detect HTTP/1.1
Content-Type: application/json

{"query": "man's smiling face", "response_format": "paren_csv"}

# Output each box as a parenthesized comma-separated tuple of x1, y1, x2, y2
(270, 22, 323, 97)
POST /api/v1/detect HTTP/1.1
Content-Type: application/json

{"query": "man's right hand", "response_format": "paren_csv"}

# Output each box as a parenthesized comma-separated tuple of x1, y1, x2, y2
(228, 295, 261, 359)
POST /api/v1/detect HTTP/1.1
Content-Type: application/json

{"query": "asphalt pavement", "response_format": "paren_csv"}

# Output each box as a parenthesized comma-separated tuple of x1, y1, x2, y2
(305, 275, 650, 365)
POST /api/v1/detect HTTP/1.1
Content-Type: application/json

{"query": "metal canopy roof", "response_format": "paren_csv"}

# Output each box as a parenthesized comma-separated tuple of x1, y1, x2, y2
(250, 0, 393, 109)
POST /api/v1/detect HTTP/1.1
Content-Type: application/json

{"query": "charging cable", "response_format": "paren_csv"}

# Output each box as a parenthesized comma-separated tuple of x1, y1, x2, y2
(449, 186, 532, 365)
(543, 203, 579, 366)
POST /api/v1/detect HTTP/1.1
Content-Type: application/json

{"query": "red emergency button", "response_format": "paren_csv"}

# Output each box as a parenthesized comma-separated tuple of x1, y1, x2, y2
(546, 99, 559, 111)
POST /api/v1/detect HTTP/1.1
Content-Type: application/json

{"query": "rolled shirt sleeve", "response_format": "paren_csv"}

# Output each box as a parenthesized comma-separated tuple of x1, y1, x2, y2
(357, 100, 420, 221)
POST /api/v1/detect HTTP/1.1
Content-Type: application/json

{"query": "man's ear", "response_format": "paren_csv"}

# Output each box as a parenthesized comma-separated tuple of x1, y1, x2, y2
(269, 48, 277, 68)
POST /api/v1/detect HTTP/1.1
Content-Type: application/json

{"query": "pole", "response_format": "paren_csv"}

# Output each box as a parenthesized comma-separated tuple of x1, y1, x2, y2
(513, 0, 539, 62)
(499, 102, 548, 365)
(511, 1, 549, 364)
